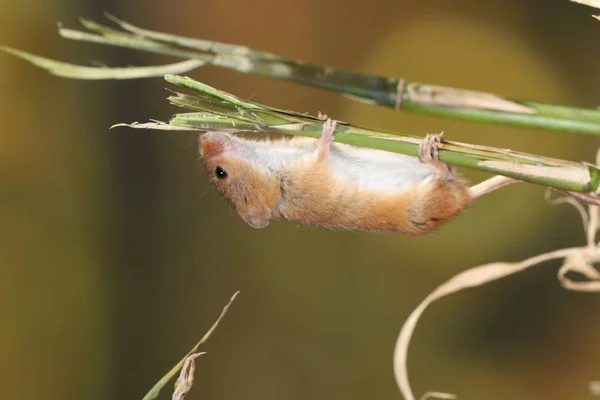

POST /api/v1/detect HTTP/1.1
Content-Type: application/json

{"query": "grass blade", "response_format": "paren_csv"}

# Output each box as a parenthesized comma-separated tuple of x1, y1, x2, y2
(0, 46, 203, 79)
(5, 15, 600, 135)
(141, 292, 239, 400)
(116, 74, 600, 193)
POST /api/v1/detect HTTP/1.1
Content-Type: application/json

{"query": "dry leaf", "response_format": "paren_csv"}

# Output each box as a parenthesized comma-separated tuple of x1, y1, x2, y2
(394, 149, 600, 399)
(570, 0, 600, 18)
(570, 0, 600, 9)
(172, 352, 205, 400)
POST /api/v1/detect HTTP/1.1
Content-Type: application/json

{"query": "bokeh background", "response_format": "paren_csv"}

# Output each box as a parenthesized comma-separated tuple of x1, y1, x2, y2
(1, 0, 600, 399)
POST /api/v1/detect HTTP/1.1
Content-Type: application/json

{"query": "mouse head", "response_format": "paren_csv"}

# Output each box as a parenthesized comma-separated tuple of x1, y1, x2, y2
(199, 131, 281, 228)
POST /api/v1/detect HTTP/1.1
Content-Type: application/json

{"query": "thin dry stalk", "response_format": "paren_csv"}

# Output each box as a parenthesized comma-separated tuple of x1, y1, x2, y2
(393, 150, 600, 400)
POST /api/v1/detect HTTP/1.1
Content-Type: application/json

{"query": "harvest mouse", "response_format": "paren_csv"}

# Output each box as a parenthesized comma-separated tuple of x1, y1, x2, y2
(199, 119, 513, 234)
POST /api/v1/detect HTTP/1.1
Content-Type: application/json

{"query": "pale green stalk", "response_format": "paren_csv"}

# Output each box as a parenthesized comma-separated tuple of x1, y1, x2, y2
(4, 15, 600, 135)
(114, 75, 600, 193)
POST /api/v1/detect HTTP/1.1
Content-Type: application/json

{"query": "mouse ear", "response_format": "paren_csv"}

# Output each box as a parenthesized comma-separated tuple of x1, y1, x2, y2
(200, 132, 258, 160)
(199, 131, 230, 158)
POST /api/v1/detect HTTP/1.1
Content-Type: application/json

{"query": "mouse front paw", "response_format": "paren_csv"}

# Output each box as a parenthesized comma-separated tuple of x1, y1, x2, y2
(321, 119, 337, 143)
(315, 119, 337, 161)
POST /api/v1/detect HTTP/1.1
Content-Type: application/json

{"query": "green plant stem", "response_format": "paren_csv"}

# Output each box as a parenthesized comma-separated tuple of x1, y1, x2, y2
(4, 15, 600, 135)
(115, 75, 600, 193)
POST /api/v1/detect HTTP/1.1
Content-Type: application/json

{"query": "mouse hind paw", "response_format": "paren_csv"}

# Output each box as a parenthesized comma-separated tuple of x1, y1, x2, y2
(418, 132, 444, 162)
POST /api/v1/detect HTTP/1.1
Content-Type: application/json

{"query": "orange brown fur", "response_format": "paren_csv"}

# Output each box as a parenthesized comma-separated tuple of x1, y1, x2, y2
(199, 124, 471, 234)
(200, 132, 282, 228)
(280, 151, 470, 234)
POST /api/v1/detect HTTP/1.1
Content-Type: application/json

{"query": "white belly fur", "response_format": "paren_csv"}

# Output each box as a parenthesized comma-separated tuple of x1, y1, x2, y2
(327, 142, 436, 192)
(249, 137, 436, 193)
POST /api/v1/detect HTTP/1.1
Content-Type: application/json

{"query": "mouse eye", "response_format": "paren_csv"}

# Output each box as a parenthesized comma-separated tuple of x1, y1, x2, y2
(215, 166, 228, 180)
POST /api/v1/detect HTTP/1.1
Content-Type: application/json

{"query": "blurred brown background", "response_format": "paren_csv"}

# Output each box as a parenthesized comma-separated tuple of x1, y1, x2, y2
(1, 0, 600, 399)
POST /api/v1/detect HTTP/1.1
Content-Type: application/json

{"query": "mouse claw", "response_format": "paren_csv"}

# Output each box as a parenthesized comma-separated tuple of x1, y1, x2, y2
(418, 132, 444, 163)
(317, 111, 329, 120)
